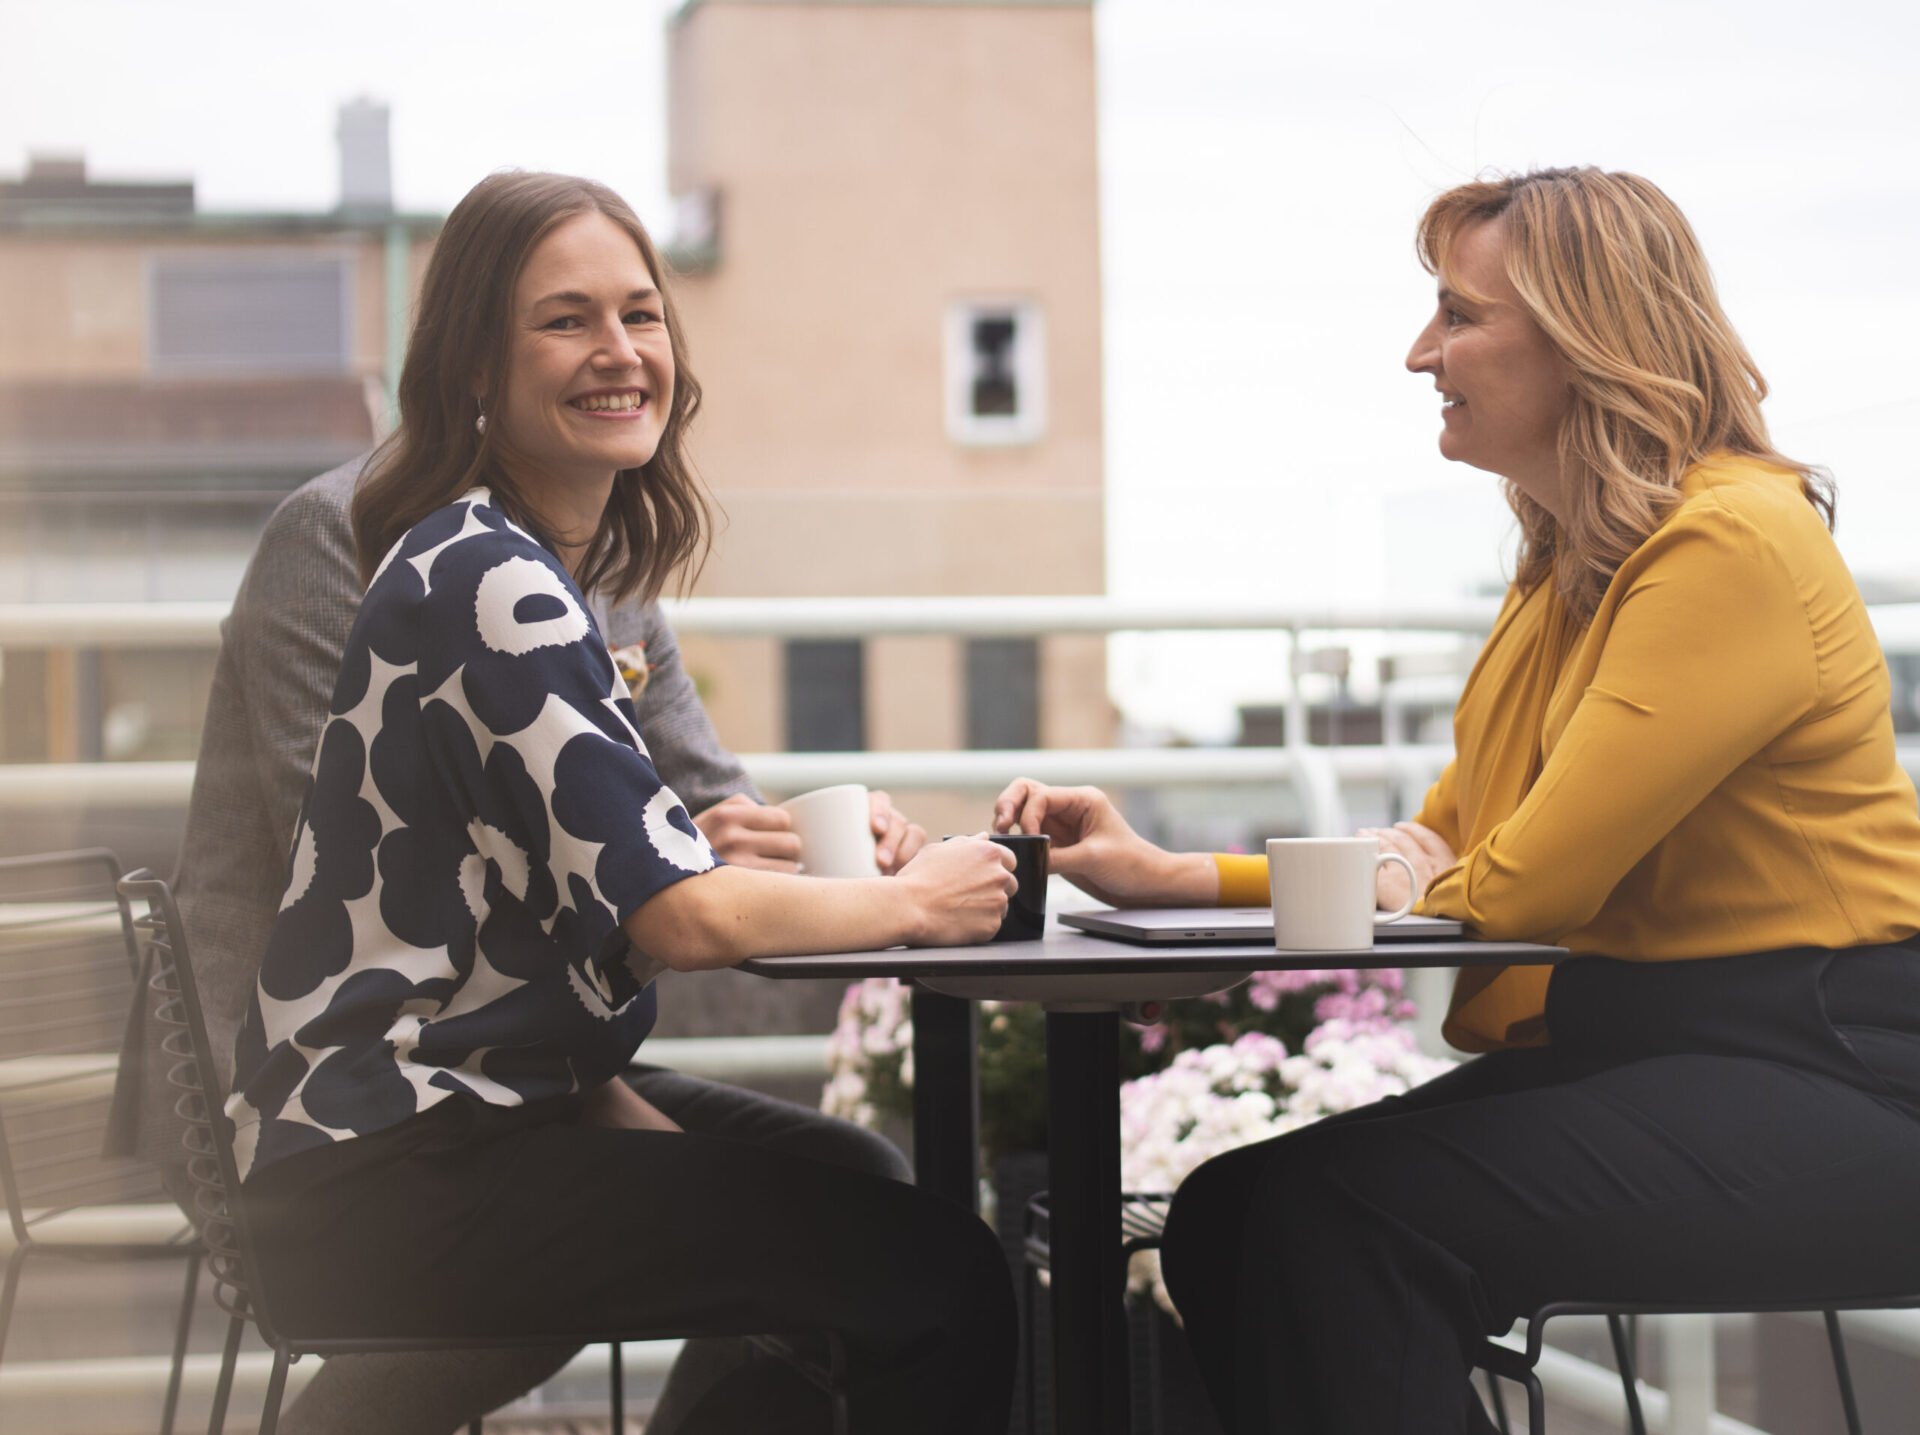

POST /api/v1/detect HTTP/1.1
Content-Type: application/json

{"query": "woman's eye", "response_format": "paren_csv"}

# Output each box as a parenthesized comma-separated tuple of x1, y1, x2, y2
(1443, 307, 1466, 328)
(625, 310, 662, 326)
(545, 315, 583, 331)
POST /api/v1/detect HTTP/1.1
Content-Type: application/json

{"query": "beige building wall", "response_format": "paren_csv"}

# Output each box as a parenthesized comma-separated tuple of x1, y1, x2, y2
(665, 0, 1109, 778)
(0, 228, 423, 382)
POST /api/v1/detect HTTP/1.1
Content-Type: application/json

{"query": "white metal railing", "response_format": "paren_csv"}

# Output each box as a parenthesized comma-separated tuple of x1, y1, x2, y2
(11, 597, 1920, 844)
(0, 596, 1504, 646)
(0, 596, 1499, 836)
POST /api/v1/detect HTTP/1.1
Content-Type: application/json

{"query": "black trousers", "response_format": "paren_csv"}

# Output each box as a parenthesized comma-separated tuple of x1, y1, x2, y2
(1159, 943, 1920, 1435)
(243, 1087, 1014, 1435)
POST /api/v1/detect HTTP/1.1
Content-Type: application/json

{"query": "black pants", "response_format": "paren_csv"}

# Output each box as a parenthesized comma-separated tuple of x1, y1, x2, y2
(1159, 943, 1920, 1435)
(243, 1086, 1014, 1435)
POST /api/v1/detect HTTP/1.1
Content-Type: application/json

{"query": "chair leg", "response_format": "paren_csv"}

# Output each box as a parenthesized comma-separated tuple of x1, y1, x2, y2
(0, 1246, 26, 1368)
(1021, 1260, 1036, 1429)
(255, 1347, 291, 1435)
(1824, 1310, 1865, 1435)
(159, 1248, 202, 1435)
(207, 1310, 247, 1435)
(1483, 1366, 1512, 1435)
(1607, 1313, 1648, 1435)
(610, 1339, 625, 1435)
(1521, 1368, 1546, 1435)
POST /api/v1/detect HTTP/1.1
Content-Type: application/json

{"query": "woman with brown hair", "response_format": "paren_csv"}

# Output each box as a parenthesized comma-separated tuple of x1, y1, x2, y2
(995, 167, 1920, 1432)
(227, 171, 1018, 1435)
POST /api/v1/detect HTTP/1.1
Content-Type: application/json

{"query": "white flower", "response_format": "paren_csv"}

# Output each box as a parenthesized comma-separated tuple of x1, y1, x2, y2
(1118, 1018, 1456, 1319)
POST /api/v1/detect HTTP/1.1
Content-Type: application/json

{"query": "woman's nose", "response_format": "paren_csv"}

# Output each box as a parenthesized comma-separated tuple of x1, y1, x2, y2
(593, 320, 643, 370)
(1406, 314, 1441, 374)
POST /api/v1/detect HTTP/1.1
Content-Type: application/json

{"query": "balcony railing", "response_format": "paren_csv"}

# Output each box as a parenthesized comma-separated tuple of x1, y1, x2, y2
(8, 595, 1920, 835)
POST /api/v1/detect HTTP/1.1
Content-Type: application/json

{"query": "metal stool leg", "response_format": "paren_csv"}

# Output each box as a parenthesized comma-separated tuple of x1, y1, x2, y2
(1607, 1313, 1648, 1435)
(256, 1347, 291, 1435)
(0, 1246, 26, 1367)
(158, 1248, 202, 1435)
(1824, 1311, 1865, 1435)
(207, 1310, 247, 1435)
(610, 1339, 625, 1435)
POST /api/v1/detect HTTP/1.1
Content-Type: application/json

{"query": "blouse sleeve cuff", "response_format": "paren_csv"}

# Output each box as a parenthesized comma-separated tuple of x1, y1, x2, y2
(1213, 853, 1271, 907)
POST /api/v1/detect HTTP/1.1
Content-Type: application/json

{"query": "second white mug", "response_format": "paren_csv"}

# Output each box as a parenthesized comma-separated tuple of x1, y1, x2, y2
(1266, 837, 1416, 952)
(778, 784, 881, 878)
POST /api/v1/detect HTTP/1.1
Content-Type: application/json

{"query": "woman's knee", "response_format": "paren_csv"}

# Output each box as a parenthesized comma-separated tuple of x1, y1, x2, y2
(1161, 1140, 1276, 1304)
(816, 1117, 913, 1183)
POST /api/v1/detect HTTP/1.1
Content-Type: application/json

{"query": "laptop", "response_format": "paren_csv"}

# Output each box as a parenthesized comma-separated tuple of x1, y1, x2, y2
(1059, 906, 1464, 946)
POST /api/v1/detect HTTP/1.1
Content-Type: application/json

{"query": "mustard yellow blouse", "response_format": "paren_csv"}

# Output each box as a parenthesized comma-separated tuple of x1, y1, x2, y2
(1215, 453, 1920, 1052)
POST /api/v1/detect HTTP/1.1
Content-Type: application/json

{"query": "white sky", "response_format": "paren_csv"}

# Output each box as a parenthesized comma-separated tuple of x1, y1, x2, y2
(7, 0, 1918, 739)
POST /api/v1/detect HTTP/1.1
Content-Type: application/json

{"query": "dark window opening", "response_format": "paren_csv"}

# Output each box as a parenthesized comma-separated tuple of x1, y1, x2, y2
(969, 315, 1020, 417)
(965, 638, 1039, 750)
(785, 639, 865, 752)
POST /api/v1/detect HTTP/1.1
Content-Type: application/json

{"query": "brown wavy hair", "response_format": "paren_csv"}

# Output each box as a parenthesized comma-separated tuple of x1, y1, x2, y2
(351, 171, 709, 605)
(1416, 167, 1832, 621)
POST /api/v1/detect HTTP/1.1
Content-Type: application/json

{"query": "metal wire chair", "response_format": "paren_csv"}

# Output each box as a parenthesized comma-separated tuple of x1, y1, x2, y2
(1024, 1174, 1919, 1434)
(1476, 1296, 1920, 1435)
(1021, 1189, 1179, 1434)
(0, 848, 202, 1434)
(117, 868, 850, 1435)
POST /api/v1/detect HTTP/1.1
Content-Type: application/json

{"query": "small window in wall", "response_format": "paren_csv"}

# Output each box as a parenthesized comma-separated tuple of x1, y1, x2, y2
(945, 301, 1046, 445)
(785, 640, 866, 752)
(965, 638, 1039, 750)
(149, 253, 353, 374)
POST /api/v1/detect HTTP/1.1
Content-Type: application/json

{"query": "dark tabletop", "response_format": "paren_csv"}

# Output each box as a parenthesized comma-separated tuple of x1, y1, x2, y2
(740, 916, 1565, 980)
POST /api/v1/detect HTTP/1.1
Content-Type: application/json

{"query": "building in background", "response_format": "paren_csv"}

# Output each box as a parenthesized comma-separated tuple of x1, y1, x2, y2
(0, 0, 1114, 858)
(0, 112, 437, 787)
(665, 0, 1112, 827)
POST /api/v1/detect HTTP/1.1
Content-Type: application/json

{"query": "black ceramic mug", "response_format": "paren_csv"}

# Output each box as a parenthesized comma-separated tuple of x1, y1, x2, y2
(988, 832, 1050, 942)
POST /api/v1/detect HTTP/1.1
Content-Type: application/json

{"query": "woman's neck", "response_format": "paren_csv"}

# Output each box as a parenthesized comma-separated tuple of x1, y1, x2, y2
(511, 467, 616, 580)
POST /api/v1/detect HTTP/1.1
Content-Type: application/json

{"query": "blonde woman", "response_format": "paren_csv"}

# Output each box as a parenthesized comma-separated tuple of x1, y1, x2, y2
(995, 168, 1920, 1433)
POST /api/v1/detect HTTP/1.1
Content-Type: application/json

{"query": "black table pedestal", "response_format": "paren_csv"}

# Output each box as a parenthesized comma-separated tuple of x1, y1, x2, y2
(1046, 1009, 1131, 1435)
(909, 986, 979, 1210)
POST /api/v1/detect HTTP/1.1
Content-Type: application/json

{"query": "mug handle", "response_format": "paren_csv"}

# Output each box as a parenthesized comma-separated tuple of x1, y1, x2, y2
(1375, 852, 1417, 922)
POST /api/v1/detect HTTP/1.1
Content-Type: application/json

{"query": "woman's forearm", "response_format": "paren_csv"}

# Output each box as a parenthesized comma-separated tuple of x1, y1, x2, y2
(1135, 849, 1222, 907)
(623, 837, 1015, 970)
(626, 867, 919, 971)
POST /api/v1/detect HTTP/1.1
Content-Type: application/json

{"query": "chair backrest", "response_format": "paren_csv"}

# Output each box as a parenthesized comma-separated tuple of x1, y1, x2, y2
(0, 847, 161, 1246)
(115, 869, 286, 1345)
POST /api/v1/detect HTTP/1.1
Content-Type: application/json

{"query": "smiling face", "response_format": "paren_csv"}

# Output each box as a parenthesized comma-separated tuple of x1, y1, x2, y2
(1405, 218, 1575, 514)
(493, 209, 675, 510)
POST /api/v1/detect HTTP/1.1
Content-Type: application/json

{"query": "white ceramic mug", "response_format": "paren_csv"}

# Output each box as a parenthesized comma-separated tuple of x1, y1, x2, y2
(778, 784, 880, 878)
(1265, 837, 1417, 952)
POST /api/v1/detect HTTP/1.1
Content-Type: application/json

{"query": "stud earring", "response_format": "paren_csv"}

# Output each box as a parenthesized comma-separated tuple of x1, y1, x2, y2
(474, 400, 487, 436)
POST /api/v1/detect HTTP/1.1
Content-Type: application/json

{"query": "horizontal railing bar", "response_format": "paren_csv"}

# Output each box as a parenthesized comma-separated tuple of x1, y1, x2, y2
(11, 743, 1920, 811)
(0, 601, 232, 648)
(11, 594, 1920, 649)
(657, 596, 1508, 639)
(0, 1341, 684, 1413)
(0, 596, 1510, 648)
(637, 1033, 828, 1084)
(0, 746, 1460, 810)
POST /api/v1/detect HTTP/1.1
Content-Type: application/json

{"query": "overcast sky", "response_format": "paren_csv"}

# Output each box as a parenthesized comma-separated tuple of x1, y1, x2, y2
(7, 0, 1917, 736)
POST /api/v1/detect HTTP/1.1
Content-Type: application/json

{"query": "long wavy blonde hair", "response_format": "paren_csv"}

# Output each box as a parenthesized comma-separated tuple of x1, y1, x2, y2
(1417, 168, 1832, 621)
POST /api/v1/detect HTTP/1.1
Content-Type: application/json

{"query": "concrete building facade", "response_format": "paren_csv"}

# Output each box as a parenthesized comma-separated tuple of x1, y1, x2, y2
(664, 0, 1112, 794)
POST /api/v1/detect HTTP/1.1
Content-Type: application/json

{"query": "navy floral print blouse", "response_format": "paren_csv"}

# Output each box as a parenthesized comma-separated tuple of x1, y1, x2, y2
(229, 490, 718, 1179)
